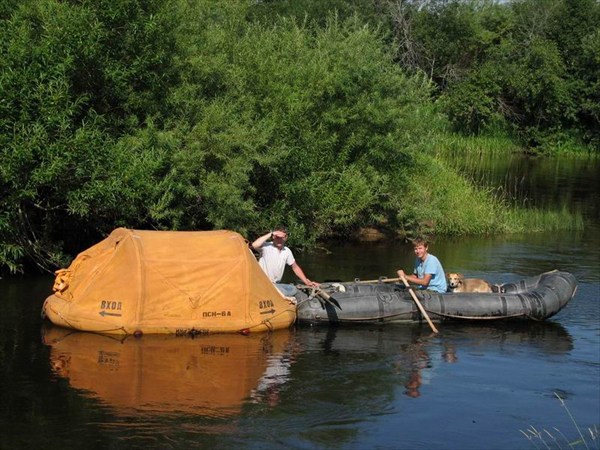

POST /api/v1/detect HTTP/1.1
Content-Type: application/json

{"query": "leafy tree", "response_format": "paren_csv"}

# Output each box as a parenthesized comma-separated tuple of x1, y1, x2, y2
(0, 0, 181, 273)
(386, 0, 599, 151)
(503, 36, 575, 145)
(1, 0, 588, 274)
(168, 6, 439, 244)
(547, 0, 600, 147)
(579, 28, 600, 146)
(247, 0, 390, 29)
(389, 0, 507, 89)
(441, 62, 504, 134)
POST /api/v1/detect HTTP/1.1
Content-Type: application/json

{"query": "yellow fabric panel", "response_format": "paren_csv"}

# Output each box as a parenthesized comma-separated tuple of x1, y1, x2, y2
(43, 228, 296, 334)
(43, 326, 292, 416)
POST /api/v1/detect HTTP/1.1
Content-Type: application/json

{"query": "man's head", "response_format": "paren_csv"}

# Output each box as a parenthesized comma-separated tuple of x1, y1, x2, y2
(272, 226, 288, 248)
(274, 226, 288, 235)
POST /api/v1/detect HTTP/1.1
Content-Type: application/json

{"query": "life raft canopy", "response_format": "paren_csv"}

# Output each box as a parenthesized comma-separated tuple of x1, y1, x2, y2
(42, 228, 296, 335)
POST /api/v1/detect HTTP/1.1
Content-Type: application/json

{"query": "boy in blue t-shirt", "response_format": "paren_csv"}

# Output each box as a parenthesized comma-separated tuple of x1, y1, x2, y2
(397, 237, 447, 293)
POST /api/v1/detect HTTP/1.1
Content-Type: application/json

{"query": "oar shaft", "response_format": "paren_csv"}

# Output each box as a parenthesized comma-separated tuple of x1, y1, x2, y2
(399, 274, 439, 334)
(351, 277, 402, 284)
(297, 284, 335, 305)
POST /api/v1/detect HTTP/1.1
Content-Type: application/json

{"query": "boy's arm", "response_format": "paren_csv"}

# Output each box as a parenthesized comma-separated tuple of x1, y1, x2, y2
(397, 270, 432, 287)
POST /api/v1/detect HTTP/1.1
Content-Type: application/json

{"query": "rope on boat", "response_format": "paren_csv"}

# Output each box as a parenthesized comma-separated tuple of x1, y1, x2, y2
(239, 301, 298, 333)
(294, 285, 537, 322)
(432, 311, 528, 320)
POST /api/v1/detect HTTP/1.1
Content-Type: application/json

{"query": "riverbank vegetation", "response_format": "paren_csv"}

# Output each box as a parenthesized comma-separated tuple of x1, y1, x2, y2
(1, 0, 597, 274)
(521, 392, 599, 449)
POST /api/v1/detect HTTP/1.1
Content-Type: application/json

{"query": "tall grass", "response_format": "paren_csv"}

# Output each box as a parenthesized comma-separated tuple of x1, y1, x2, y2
(428, 132, 523, 158)
(430, 129, 599, 160)
(503, 206, 585, 233)
(398, 153, 584, 237)
(521, 393, 599, 449)
(411, 131, 587, 234)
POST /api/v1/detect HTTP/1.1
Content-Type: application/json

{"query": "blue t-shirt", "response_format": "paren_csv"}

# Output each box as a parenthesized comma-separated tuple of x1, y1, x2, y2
(414, 254, 447, 293)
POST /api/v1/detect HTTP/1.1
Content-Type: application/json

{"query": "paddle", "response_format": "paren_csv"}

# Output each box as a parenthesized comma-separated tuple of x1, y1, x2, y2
(297, 284, 340, 309)
(399, 273, 439, 334)
(350, 277, 402, 284)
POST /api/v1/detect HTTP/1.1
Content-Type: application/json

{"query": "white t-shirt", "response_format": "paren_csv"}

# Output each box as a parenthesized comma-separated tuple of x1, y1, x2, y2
(258, 243, 295, 282)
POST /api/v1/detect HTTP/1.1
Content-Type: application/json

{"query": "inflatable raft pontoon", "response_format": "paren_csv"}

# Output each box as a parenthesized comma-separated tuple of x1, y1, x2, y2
(294, 270, 577, 325)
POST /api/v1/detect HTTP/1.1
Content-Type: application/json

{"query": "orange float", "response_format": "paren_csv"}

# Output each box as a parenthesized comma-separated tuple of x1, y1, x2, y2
(42, 228, 296, 334)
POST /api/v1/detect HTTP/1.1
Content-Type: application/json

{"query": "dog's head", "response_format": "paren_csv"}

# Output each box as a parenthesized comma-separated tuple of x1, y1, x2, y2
(446, 273, 464, 289)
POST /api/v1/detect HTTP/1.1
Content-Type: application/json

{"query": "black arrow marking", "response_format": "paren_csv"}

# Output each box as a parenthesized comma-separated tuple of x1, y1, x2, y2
(99, 311, 122, 317)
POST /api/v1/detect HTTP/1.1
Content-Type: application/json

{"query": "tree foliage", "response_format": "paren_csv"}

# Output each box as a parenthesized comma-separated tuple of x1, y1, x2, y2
(167, 6, 439, 244)
(0, 0, 181, 272)
(388, 0, 600, 149)
(0, 0, 440, 273)
(0, 0, 593, 274)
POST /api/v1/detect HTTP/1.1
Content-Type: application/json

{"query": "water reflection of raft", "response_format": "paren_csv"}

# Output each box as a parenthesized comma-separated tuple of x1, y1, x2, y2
(295, 270, 577, 326)
(42, 326, 293, 417)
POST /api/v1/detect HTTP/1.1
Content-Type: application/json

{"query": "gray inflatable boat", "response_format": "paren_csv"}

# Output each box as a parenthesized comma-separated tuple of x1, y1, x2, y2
(293, 270, 577, 325)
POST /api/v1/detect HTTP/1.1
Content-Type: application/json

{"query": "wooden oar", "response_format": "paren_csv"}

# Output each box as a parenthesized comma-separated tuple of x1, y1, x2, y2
(316, 288, 331, 301)
(297, 284, 339, 309)
(350, 277, 402, 284)
(399, 274, 438, 334)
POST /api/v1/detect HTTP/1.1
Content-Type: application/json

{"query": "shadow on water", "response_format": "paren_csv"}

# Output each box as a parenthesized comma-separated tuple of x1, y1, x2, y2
(293, 321, 574, 398)
(301, 321, 574, 356)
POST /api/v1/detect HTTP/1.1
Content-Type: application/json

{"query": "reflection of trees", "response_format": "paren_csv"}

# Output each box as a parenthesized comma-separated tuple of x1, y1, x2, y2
(445, 321, 574, 354)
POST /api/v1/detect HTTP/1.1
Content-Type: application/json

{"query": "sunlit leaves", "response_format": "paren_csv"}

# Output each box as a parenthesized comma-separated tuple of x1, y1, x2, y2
(168, 8, 438, 243)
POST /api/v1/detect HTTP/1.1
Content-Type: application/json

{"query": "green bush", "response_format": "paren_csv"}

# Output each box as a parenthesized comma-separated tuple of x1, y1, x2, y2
(167, 9, 439, 244)
(0, 0, 181, 273)
(0, 0, 588, 274)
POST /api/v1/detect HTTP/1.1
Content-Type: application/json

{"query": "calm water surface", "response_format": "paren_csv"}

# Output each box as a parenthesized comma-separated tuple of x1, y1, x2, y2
(1, 156, 599, 450)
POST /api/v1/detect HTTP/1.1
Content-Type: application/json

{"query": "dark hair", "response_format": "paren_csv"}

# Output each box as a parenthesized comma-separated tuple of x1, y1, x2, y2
(411, 237, 429, 248)
(274, 225, 288, 235)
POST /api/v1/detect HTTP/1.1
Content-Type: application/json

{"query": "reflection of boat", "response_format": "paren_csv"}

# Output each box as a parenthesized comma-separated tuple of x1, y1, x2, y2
(290, 321, 573, 401)
(296, 321, 573, 355)
(42, 325, 293, 416)
(296, 270, 577, 325)
(42, 228, 296, 335)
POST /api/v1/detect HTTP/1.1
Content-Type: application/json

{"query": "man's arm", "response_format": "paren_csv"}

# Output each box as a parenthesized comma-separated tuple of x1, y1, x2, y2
(291, 262, 319, 287)
(251, 231, 272, 251)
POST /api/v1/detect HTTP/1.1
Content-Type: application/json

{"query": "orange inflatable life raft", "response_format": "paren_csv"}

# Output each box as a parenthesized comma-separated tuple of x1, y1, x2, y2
(42, 228, 296, 335)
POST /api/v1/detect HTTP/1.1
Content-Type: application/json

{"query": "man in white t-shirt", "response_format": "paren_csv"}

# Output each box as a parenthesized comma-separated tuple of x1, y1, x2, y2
(252, 227, 319, 288)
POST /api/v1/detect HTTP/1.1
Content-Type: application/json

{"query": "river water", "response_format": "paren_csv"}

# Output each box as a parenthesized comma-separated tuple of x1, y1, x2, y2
(1, 155, 599, 449)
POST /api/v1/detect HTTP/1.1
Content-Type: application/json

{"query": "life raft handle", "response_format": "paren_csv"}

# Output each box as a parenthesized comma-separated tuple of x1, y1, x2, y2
(52, 269, 71, 293)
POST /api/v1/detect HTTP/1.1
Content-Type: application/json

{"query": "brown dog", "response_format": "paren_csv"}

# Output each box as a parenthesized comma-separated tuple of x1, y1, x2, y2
(447, 273, 493, 293)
